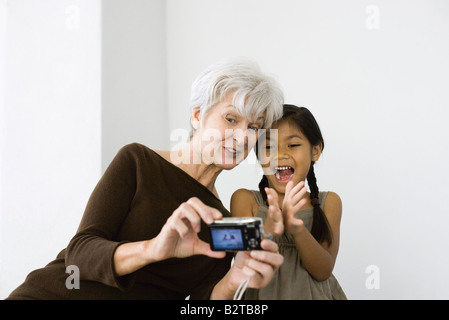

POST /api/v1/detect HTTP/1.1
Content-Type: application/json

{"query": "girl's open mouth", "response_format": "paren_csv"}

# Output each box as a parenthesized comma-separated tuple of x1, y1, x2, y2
(274, 166, 294, 182)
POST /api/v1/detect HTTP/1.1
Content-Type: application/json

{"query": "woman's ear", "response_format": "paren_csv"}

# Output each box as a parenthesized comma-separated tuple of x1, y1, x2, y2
(312, 142, 323, 162)
(191, 107, 201, 130)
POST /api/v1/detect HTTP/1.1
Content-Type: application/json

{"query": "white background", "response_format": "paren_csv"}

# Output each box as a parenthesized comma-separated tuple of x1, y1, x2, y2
(1, 0, 449, 299)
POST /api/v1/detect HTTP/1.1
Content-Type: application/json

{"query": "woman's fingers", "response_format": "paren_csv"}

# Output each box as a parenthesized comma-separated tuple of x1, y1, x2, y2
(178, 202, 202, 233)
(171, 215, 190, 238)
(186, 197, 222, 224)
(236, 239, 284, 288)
(172, 197, 221, 236)
(250, 250, 284, 270)
(260, 238, 280, 254)
(159, 197, 227, 260)
(194, 239, 227, 259)
(246, 257, 275, 279)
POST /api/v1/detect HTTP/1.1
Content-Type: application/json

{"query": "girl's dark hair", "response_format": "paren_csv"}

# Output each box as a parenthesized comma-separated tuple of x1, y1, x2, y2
(256, 104, 333, 245)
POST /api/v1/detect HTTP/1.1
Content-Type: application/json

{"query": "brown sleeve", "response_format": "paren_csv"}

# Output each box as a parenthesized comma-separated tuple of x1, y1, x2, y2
(65, 144, 139, 290)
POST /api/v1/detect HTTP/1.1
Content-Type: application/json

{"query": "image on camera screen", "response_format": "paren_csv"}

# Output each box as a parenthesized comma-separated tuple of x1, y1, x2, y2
(210, 228, 243, 250)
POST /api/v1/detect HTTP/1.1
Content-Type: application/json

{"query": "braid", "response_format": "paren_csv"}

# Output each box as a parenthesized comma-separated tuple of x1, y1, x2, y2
(307, 162, 333, 245)
(258, 175, 269, 203)
(307, 163, 320, 204)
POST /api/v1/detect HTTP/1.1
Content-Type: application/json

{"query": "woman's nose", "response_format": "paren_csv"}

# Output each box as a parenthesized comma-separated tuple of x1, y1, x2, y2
(233, 128, 249, 146)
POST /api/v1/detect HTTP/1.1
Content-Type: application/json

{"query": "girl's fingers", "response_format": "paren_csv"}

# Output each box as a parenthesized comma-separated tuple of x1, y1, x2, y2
(291, 180, 305, 193)
(266, 188, 281, 220)
(265, 188, 284, 235)
(284, 181, 294, 201)
(265, 188, 279, 208)
(288, 185, 308, 208)
(283, 181, 308, 215)
(291, 198, 308, 213)
(288, 181, 305, 201)
(282, 180, 299, 211)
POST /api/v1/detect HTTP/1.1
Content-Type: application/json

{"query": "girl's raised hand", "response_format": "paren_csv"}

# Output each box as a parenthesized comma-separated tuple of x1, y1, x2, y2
(282, 180, 308, 235)
(264, 187, 284, 236)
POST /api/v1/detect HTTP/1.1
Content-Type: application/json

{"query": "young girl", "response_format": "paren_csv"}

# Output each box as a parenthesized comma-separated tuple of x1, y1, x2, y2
(231, 104, 346, 299)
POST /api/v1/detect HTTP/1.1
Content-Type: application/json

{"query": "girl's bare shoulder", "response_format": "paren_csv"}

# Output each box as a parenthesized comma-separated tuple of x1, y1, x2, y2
(231, 188, 258, 217)
(323, 191, 343, 219)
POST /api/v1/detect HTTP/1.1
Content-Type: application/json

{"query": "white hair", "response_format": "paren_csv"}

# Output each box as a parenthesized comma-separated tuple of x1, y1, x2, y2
(190, 57, 284, 129)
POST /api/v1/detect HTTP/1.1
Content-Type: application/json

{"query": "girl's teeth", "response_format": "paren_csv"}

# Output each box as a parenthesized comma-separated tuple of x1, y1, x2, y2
(274, 166, 294, 181)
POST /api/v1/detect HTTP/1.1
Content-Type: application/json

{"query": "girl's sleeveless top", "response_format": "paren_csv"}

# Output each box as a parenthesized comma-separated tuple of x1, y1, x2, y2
(244, 190, 347, 300)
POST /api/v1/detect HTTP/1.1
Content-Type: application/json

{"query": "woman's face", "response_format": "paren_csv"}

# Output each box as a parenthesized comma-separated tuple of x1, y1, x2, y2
(260, 119, 321, 194)
(192, 93, 265, 170)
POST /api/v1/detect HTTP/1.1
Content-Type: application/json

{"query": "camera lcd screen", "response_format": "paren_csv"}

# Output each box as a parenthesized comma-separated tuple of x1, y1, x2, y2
(210, 228, 244, 250)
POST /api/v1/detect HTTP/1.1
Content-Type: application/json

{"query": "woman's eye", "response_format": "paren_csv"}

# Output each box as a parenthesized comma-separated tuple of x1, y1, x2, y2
(248, 126, 259, 132)
(289, 144, 301, 148)
(225, 118, 236, 123)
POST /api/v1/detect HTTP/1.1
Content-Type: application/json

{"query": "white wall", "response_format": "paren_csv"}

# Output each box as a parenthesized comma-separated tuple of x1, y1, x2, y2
(102, 0, 168, 171)
(0, 0, 6, 297)
(0, 0, 102, 298)
(2, 0, 449, 300)
(0, 0, 169, 299)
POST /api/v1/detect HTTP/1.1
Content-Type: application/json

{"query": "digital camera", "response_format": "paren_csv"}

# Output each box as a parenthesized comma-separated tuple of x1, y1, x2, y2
(208, 217, 264, 251)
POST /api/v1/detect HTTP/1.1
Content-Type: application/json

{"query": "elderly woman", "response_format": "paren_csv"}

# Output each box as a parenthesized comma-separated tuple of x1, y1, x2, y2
(7, 58, 284, 300)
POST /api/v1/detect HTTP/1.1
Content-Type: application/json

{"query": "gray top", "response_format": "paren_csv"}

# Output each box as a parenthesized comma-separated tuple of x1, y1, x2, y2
(244, 190, 347, 300)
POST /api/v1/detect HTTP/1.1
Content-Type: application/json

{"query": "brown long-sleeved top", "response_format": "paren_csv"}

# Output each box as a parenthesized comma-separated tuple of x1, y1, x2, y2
(7, 143, 233, 299)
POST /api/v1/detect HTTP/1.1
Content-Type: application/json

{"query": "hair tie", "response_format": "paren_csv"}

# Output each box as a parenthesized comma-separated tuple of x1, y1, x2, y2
(311, 197, 320, 206)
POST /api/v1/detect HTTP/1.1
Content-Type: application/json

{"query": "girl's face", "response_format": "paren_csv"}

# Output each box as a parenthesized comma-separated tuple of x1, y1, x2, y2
(192, 92, 265, 170)
(260, 119, 322, 194)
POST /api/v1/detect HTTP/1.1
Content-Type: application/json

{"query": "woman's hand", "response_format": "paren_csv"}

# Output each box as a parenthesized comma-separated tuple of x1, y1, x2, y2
(210, 239, 284, 299)
(232, 239, 284, 289)
(282, 180, 308, 235)
(151, 197, 226, 262)
(114, 197, 225, 277)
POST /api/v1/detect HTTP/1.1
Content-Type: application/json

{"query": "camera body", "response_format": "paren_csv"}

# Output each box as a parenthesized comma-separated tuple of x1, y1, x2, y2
(208, 217, 264, 251)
